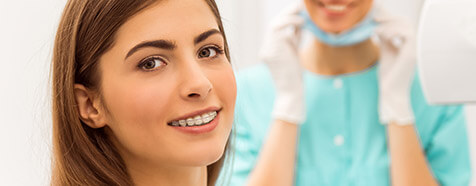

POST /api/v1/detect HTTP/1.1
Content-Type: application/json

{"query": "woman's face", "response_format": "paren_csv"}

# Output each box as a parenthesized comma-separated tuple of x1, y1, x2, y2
(303, 0, 373, 33)
(98, 0, 236, 168)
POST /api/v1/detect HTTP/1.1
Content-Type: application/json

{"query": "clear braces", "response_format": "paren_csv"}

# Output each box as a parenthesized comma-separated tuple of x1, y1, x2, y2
(169, 111, 218, 127)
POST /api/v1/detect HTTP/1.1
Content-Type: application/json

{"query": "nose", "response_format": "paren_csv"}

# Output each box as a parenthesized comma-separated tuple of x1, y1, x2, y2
(179, 62, 213, 101)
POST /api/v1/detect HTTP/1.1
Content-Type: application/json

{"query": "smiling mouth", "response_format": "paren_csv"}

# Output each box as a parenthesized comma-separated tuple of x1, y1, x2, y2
(167, 110, 218, 127)
(316, 1, 354, 12)
(324, 4, 347, 11)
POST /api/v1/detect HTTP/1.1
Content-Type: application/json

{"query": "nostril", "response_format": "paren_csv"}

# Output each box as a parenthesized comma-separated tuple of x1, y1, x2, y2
(188, 93, 200, 98)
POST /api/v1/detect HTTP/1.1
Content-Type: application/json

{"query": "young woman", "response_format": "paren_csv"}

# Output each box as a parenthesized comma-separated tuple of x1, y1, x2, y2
(51, 0, 236, 185)
(228, 0, 471, 185)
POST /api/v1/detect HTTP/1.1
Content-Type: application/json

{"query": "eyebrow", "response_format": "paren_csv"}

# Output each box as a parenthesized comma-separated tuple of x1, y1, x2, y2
(125, 40, 176, 59)
(194, 29, 221, 45)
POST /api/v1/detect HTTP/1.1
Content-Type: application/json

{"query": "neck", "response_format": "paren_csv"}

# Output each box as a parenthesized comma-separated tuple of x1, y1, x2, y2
(301, 38, 380, 75)
(128, 159, 208, 186)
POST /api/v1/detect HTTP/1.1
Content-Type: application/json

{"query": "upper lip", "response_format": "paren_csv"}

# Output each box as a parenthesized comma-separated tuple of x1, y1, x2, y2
(317, 0, 352, 6)
(168, 106, 222, 123)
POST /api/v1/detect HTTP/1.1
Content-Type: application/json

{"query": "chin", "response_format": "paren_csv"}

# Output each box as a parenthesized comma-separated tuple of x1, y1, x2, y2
(318, 21, 355, 34)
(182, 145, 225, 167)
(172, 136, 229, 167)
(200, 147, 225, 166)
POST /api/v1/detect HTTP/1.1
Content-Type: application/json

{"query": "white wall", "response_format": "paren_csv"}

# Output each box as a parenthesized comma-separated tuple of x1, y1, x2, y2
(0, 0, 474, 185)
(0, 0, 66, 185)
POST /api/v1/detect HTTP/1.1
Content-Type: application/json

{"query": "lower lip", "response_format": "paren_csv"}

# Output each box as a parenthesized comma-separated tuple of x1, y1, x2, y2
(170, 112, 220, 135)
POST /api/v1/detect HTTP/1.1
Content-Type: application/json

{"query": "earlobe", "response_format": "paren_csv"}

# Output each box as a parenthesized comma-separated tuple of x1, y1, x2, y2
(74, 84, 107, 128)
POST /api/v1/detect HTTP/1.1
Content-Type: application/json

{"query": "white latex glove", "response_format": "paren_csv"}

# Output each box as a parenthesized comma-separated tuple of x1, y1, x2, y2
(374, 7, 417, 125)
(260, 3, 306, 125)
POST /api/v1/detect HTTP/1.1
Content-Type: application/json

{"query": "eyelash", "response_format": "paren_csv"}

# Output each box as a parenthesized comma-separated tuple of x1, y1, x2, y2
(137, 45, 225, 72)
(198, 45, 225, 59)
(137, 56, 167, 72)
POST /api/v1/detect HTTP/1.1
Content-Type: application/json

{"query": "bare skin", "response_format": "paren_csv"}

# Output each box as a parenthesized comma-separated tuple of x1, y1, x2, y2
(248, 120, 299, 186)
(387, 123, 438, 186)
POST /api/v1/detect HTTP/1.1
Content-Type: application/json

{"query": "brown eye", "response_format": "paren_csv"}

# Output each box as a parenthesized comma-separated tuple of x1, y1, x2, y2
(198, 47, 218, 58)
(139, 57, 166, 71)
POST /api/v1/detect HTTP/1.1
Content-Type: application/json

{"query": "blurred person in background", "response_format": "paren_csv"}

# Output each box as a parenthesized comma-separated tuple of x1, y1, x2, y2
(226, 0, 471, 185)
(50, 0, 236, 185)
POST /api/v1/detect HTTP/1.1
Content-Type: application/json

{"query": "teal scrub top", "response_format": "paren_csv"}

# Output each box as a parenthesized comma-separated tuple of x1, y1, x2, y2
(222, 63, 471, 186)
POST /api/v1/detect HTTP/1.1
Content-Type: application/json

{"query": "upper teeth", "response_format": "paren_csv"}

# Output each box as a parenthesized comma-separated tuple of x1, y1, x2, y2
(325, 4, 347, 11)
(170, 111, 218, 127)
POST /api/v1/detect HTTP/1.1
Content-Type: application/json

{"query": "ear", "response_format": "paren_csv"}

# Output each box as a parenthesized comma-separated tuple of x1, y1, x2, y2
(74, 84, 107, 128)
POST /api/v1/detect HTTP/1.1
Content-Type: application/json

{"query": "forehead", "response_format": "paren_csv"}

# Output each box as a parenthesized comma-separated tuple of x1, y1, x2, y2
(115, 0, 219, 47)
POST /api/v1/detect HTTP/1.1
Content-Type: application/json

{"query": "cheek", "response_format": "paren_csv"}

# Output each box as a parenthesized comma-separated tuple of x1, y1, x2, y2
(215, 64, 236, 144)
(100, 72, 180, 160)
(100, 65, 177, 135)
(206, 62, 236, 140)
(211, 64, 237, 113)
(103, 78, 174, 125)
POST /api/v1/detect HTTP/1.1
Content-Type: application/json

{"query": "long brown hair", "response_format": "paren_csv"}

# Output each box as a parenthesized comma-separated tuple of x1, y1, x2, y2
(51, 0, 231, 185)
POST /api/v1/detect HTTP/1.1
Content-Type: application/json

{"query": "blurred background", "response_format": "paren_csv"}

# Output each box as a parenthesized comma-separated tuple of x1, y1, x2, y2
(0, 0, 474, 185)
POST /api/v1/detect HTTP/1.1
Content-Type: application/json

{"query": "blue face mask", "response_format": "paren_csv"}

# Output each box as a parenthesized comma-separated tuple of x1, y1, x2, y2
(301, 10, 378, 46)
